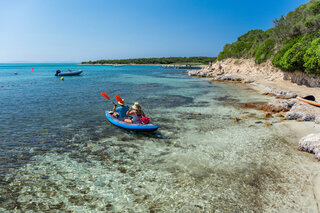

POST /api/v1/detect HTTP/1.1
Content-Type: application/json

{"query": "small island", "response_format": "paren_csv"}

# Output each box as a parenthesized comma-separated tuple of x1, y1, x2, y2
(81, 56, 217, 65)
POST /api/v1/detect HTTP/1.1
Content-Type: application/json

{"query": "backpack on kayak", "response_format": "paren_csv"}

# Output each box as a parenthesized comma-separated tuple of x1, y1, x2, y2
(140, 117, 150, 124)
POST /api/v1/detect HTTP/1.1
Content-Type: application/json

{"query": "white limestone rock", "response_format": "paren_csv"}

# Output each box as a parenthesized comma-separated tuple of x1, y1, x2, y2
(298, 133, 320, 160)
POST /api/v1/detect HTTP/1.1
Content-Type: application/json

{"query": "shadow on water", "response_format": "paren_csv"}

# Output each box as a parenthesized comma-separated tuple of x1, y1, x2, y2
(105, 121, 165, 140)
(128, 130, 165, 139)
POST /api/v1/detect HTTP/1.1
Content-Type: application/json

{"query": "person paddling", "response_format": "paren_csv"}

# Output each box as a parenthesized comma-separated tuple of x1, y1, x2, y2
(112, 100, 129, 119)
(125, 102, 145, 123)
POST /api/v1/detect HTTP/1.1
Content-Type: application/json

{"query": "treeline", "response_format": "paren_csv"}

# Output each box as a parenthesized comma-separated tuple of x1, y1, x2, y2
(81, 57, 217, 65)
(218, 0, 320, 74)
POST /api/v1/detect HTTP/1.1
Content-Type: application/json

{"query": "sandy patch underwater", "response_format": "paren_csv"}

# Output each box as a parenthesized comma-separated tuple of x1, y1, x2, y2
(1, 65, 320, 212)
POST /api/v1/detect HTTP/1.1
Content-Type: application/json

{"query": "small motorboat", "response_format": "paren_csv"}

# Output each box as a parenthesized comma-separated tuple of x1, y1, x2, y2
(105, 110, 159, 132)
(55, 70, 83, 76)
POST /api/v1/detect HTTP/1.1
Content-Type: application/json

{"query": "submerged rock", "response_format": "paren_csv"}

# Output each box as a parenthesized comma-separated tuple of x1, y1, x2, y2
(233, 117, 241, 123)
(278, 118, 287, 122)
(241, 99, 294, 113)
(262, 112, 273, 118)
(264, 122, 272, 127)
(275, 112, 286, 117)
(247, 113, 257, 117)
(213, 95, 238, 103)
(298, 133, 320, 160)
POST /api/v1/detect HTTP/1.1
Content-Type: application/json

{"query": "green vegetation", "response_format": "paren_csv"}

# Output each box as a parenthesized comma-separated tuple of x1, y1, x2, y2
(218, 0, 320, 74)
(81, 57, 217, 65)
(217, 30, 270, 63)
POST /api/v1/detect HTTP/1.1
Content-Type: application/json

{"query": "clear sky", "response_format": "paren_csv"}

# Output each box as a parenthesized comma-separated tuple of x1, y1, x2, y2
(0, 0, 309, 62)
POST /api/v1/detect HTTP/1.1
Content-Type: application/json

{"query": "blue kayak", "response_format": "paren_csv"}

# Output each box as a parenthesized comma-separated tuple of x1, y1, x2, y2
(105, 110, 159, 132)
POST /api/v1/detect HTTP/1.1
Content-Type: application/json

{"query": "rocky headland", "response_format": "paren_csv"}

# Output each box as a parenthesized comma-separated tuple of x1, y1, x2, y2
(188, 58, 320, 160)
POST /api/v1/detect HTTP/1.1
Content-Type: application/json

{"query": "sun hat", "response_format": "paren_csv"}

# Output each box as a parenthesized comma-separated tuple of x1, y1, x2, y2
(132, 102, 141, 110)
(118, 99, 125, 105)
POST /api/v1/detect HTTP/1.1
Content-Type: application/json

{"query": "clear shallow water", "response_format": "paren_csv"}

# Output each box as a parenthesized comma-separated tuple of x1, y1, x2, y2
(0, 64, 318, 212)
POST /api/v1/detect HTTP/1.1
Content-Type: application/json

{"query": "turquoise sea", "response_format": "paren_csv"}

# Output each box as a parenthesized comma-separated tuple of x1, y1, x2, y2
(0, 64, 318, 212)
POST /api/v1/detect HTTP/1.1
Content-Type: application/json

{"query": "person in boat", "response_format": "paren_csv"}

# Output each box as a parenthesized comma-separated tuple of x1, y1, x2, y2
(124, 102, 145, 123)
(112, 100, 129, 119)
(55, 70, 61, 76)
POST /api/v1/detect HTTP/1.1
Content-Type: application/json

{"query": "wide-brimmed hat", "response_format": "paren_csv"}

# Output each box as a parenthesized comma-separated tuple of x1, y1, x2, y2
(118, 99, 125, 105)
(132, 102, 141, 110)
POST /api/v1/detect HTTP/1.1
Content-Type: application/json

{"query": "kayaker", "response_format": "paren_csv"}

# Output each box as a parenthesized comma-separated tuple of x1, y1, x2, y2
(125, 102, 145, 123)
(112, 100, 129, 119)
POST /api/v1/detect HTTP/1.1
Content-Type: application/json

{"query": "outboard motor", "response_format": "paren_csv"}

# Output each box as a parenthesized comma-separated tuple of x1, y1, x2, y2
(55, 70, 61, 76)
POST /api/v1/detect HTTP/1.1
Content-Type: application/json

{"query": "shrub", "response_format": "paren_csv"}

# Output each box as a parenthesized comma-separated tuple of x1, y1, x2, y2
(303, 38, 320, 74)
(217, 30, 266, 61)
(254, 39, 275, 64)
(272, 37, 301, 69)
(276, 36, 305, 70)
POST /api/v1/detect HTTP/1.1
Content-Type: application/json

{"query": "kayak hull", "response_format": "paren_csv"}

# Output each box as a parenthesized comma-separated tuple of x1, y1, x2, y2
(105, 110, 159, 132)
(56, 70, 83, 76)
(296, 96, 320, 106)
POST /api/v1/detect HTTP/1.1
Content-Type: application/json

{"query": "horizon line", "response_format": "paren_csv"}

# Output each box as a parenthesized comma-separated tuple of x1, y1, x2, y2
(0, 61, 80, 64)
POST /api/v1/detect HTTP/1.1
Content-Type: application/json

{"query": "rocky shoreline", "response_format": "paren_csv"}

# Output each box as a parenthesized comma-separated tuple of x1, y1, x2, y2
(188, 58, 320, 209)
(188, 59, 320, 160)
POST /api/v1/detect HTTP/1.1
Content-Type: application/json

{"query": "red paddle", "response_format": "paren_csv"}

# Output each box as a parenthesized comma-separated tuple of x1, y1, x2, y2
(115, 94, 124, 103)
(101, 92, 115, 104)
(101, 92, 110, 100)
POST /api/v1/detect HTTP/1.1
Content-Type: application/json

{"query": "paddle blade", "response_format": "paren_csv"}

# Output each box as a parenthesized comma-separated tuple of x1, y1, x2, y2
(115, 94, 124, 103)
(303, 95, 316, 101)
(101, 92, 110, 100)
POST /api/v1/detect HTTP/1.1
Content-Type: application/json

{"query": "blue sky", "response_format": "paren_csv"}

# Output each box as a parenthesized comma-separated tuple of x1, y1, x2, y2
(0, 0, 309, 62)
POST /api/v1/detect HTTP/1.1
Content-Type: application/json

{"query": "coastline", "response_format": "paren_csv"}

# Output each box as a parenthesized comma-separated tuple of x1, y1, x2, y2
(188, 58, 320, 123)
(188, 58, 320, 210)
(79, 63, 207, 67)
(79, 63, 164, 66)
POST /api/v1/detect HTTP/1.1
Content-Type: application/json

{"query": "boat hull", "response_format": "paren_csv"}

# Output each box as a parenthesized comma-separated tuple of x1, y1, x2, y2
(105, 111, 159, 132)
(56, 70, 83, 76)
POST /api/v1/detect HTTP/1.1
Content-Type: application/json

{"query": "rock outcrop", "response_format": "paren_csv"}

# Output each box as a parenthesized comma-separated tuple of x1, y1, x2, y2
(267, 89, 297, 99)
(241, 99, 295, 113)
(298, 133, 320, 160)
(284, 71, 320, 87)
(286, 101, 320, 122)
(188, 58, 320, 123)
